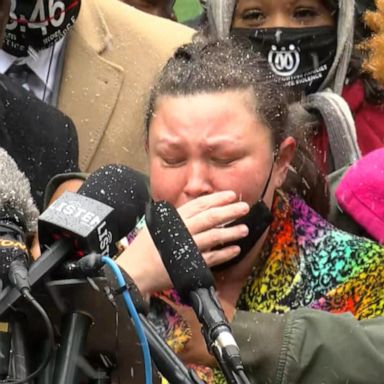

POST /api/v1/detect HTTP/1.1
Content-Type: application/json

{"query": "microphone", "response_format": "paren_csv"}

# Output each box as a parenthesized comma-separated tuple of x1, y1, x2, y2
(73, 164, 150, 276)
(77, 164, 150, 244)
(0, 165, 150, 316)
(38, 164, 150, 276)
(0, 148, 39, 290)
(145, 201, 245, 376)
(38, 165, 201, 384)
(37, 165, 151, 384)
(0, 163, 200, 383)
(0, 148, 39, 380)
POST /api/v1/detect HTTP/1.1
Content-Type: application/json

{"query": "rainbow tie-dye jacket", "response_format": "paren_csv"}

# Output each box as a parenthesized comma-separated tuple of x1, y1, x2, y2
(151, 191, 384, 383)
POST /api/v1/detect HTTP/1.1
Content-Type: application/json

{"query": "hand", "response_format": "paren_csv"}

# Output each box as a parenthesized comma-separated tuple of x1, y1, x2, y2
(116, 191, 249, 295)
(177, 191, 250, 267)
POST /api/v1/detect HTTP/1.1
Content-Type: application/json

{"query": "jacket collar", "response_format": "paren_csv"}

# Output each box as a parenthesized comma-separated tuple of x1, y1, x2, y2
(75, 0, 112, 55)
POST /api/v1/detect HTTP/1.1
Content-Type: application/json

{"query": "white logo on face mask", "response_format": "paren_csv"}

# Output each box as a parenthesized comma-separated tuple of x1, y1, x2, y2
(268, 44, 300, 77)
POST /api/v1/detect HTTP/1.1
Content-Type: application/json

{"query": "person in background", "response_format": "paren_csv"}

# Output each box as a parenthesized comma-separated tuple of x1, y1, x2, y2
(0, 0, 79, 211)
(206, 0, 384, 175)
(333, 1, 384, 242)
(225, 6, 384, 382)
(120, 0, 176, 20)
(364, 0, 384, 85)
(183, 0, 209, 29)
(114, 37, 384, 383)
(0, 0, 193, 173)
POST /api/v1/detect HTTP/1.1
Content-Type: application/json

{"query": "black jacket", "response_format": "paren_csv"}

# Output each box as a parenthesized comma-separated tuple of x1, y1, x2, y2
(0, 74, 79, 211)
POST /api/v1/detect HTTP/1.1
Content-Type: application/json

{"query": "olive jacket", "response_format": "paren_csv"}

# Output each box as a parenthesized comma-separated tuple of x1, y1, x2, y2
(232, 308, 384, 384)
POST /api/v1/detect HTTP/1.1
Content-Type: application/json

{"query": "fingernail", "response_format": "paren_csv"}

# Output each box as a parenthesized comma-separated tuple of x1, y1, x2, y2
(240, 225, 249, 236)
(231, 245, 241, 255)
(237, 201, 249, 213)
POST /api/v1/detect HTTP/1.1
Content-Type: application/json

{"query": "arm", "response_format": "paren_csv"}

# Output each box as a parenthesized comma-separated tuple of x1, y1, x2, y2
(117, 191, 384, 383)
(116, 191, 250, 294)
(232, 308, 384, 384)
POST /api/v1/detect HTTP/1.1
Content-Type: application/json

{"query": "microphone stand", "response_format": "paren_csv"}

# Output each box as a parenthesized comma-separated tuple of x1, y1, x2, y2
(141, 311, 249, 384)
(211, 346, 244, 384)
(102, 264, 202, 384)
(52, 312, 98, 384)
(139, 314, 204, 384)
(189, 289, 252, 384)
(141, 307, 249, 384)
(9, 317, 31, 383)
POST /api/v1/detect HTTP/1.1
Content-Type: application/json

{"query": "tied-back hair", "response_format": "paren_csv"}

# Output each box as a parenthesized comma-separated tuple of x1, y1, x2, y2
(145, 37, 329, 216)
(145, 37, 289, 148)
(285, 103, 330, 217)
(362, 0, 384, 87)
(324, 0, 384, 103)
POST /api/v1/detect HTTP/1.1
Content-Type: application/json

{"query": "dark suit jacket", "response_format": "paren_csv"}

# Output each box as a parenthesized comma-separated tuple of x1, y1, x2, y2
(0, 74, 79, 211)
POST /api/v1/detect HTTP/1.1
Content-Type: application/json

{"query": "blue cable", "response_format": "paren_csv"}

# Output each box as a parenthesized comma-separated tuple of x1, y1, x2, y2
(102, 256, 152, 384)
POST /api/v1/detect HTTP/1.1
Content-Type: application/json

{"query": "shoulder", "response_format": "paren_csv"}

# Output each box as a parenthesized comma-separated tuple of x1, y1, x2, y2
(0, 75, 78, 151)
(289, 194, 384, 262)
(0, 73, 31, 101)
(85, 0, 194, 50)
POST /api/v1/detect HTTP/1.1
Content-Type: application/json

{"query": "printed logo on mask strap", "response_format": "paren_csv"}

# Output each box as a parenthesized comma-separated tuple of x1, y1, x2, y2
(268, 44, 300, 77)
(3, 0, 81, 57)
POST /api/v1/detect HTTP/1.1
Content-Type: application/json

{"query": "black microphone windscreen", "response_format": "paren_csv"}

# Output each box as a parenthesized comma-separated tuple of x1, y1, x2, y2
(145, 201, 214, 303)
(78, 165, 150, 239)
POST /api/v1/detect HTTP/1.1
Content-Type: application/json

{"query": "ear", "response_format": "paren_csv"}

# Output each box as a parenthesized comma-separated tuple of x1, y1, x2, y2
(273, 137, 296, 188)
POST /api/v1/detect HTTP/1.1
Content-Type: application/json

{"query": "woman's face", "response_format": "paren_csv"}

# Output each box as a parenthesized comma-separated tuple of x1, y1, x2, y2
(233, 0, 335, 28)
(147, 89, 295, 209)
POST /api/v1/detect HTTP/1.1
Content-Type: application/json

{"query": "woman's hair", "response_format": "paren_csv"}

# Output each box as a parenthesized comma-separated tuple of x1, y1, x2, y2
(145, 37, 329, 215)
(145, 37, 289, 148)
(324, 0, 384, 103)
(362, 0, 384, 87)
(298, 0, 384, 102)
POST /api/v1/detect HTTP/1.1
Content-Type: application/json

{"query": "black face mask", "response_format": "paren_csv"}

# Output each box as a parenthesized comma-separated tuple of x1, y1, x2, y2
(231, 26, 337, 95)
(211, 161, 274, 271)
(3, 0, 81, 57)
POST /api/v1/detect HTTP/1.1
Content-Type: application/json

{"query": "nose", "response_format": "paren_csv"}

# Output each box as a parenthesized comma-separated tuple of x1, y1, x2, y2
(183, 161, 214, 199)
(265, 13, 295, 28)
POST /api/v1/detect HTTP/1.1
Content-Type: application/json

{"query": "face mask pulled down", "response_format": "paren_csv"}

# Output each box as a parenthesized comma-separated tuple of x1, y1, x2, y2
(3, 0, 81, 57)
(212, 162, 274, 271)
(232, 26, 337, 95)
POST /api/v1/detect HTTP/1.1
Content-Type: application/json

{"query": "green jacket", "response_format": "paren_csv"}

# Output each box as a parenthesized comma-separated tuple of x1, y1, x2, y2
(232, 308, 384, 384)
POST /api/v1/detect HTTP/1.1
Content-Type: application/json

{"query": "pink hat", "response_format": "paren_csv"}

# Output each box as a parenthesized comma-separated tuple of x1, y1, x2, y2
(335, 148, 384, 244)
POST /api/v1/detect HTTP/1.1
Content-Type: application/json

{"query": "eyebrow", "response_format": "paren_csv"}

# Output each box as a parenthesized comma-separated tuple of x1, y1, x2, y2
(204, 136, 243, 147)
(154, 137, 244, 151)
(154, 138, 183, 148)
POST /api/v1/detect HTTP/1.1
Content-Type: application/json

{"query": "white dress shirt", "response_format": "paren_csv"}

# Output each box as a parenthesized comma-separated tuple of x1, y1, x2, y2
(0, 38, 65, 103)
